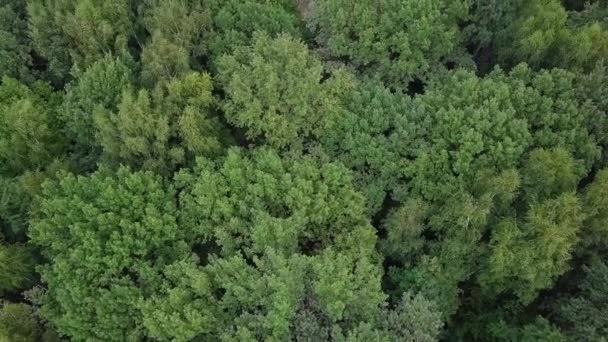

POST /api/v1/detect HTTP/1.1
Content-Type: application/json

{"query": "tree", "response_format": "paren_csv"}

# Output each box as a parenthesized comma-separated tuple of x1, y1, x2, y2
(142, 148, 443, 340)
(575, 62, 608, 166)
(0, 303, 40, 342)
(408, 68, 531, 201)
(317, 80, 415, 213)
(385, 169, 520, 318)
(207, 0, 303, 60)
(496, 0, 608, 71)
(177, 147, 375, 258)
(142, 250, 418, 341)
(0, 77, 65, 176)
(94, 72, 232, 174)
(307, 0, 468, 86)
(0, 243, 34, 294)
(555, 258, 608, 341)
(488, 317, 566, 342)
(27, 0, 136, 85)
(217, 32, 351, 149)
(579, 169, 608, 253)
(29, 167, 187, 341)
(521, 147, 580, 203)
(479, 149, 584, 304)
(490, 64, 600, 174)
(61, 56, 133, 171)
(463, 0, 519, 73)
(0, 0, 33, 82)
(139, 0, 211, 87)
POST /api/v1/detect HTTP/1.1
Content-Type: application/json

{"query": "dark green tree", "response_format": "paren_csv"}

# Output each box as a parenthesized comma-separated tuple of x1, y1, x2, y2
(555, 258, 608, 341)
(0, 77, 65, 176)
(27, 0, 136, 85)
(0, 243, 34, 295)
(307, 0, 468, 86)
(317, 80, 415, 213)
(0, 0, 32, 82)
(496, 0, 608, 71)
(579, 169, 608, 253)
(139, 0, 211, 87)
(207, 0, 303, 60)
(0, 303, 41, 342)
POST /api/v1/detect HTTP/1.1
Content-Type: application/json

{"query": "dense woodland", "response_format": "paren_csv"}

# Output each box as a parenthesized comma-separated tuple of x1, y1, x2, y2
(1, 0, 608, 340)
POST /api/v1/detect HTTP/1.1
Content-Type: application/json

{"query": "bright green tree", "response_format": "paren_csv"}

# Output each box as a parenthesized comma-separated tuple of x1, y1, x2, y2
(491, 64, 600, 174)
(94, 72, 232, 174)
(479, 149, 584, 304)
(217, 32, 350, 149)
(408, 68, 531, 201)
(29, 167, 188, 341)
(177, 147, 375, 258)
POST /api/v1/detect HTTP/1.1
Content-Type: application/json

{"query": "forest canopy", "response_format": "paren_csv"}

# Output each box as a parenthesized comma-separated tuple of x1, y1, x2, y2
(1, 0, 608, 341)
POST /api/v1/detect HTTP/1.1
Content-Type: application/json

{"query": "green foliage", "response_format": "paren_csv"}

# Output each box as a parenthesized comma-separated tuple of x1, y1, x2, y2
(0, 0, 32, 82)
(207, 0, 303, 60)
(0, 175, 32, 241)
(386, 169, 520, 318)
(380, 199, 427, 266)
(575, 62, 608, 164)
(307, 0, 467, 86)
(0, 303, 40, 342)
(178, 147, 375, 258)
(140, 0, 211, 87)
(492, 64, 600, 173)
(0, 77, 65, 176)
(581, 169, 608, 252)
(217, 32, 350, 149)
(409, 68, 531, 201)
(1, 0, 608, 340)
(379, 292, 443, 342)
(30, 167, 187, 341)
(521, 147, 580, 203)
(94, 72, 231, 174)
(489, 317, 567, 342)
(497, 0, 608, 71)
(463, 0, 519, 73)
(480, 190, 584, 304)
(555, 258, 608, 341)
(27, 0, 135, 85)
(61, 56, 133, 170)
(143, 250, 391, 341)
(0, 244, 34, 294)
(318, 80, 414, 212)
(142, 148, 444, 340)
